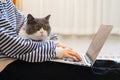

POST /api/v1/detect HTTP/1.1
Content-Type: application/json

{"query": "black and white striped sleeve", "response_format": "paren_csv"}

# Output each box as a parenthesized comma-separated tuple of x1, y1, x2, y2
(0, 19, 56, 62)
(0, 0, 56, 62)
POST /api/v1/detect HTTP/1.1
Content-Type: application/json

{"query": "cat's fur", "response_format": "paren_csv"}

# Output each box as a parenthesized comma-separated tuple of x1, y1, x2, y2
(19, 14, 51, 42)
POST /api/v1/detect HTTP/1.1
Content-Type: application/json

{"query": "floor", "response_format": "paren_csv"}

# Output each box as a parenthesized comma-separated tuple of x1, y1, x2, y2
(58, 35, 120, 61)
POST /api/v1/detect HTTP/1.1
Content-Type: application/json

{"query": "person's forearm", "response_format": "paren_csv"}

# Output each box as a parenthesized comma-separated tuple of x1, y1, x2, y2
(0, 28, 56, 62)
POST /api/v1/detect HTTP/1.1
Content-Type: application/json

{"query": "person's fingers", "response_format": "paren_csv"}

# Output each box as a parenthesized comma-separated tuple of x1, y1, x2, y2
(63, 50, 80, 61)
(56, 43, 72, 50)
(63, 53, 78, 61)
(69, 52, 82, 61)
(61, 45, 72, 50)
(66, 50, 82, 61)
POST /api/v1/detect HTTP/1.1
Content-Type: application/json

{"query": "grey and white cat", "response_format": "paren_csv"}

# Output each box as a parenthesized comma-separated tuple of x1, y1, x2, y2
(18, 14, 68, 59)
(19, 14, 51, 42)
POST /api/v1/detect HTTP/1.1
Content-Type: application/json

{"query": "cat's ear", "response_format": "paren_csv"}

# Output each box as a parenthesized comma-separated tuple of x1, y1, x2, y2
(45, 14, 51, 21)
(27, 14, 34, 21)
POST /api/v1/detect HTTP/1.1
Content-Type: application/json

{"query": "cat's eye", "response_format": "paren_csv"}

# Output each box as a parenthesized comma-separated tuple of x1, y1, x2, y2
(34, 25, 39, 30)
(43, 25, 48, 30)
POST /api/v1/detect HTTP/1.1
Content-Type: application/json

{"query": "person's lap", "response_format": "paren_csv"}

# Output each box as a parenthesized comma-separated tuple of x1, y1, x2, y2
(1, 60, 120, 80)
(0, 60, 94, 80)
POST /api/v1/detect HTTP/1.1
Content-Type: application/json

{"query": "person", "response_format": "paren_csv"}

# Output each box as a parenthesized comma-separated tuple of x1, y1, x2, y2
(0, 0, 120, 80)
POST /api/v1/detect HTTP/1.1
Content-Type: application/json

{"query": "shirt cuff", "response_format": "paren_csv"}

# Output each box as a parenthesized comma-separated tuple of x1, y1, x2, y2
(55, 47, 64, 58)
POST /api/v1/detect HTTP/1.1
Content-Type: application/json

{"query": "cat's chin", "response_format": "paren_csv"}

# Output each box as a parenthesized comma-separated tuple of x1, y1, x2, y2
(31, 39, 49, 42)
(29, 36, 49, 42)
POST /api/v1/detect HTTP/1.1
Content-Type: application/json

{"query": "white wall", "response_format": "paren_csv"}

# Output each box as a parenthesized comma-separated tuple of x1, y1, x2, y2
(20, 0, 120, 35)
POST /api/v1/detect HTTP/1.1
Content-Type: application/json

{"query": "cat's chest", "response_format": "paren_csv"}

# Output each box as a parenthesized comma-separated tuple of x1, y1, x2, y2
(18, 26, 29, 39)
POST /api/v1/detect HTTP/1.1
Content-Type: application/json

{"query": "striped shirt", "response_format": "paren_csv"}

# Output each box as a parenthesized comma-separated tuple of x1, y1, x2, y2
(0, 0, 56, 63)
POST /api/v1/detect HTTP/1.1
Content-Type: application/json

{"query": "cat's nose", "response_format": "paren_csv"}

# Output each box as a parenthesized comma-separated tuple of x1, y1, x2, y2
(40, 28, 44, 34)
(40, 31, 44, 33)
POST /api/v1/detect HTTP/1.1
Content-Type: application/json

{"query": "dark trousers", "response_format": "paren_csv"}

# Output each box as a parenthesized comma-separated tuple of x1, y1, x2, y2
(0, 60, 120, 80)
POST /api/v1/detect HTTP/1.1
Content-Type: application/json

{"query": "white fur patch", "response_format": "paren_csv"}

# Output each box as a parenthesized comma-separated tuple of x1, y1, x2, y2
(18, 26, 49, 42)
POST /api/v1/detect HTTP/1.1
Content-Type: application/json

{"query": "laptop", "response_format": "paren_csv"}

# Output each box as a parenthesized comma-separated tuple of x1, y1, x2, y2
(51, 24, 113, 67)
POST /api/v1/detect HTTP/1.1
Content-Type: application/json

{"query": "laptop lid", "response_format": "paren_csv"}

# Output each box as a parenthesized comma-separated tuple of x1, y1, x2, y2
(86, 24, 113, 65)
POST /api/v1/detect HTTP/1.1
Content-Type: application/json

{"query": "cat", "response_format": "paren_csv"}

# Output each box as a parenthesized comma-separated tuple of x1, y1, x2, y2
(18, 14, 74, 59)
(18, 14, 64, 56)
(18, 14, 51, 42)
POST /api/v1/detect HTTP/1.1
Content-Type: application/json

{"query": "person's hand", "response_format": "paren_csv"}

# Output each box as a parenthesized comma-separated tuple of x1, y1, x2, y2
(56, 46, 82, 61)
(62, 49, 82, 61)
(55, 42, 72, 50)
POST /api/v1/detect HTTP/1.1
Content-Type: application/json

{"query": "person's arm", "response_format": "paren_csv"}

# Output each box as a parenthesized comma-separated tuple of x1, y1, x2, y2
(7, 0, 27, 34)
(0, 0, 56, 62)
(0, 27, 56, 62)
(0, 17, 57, 63)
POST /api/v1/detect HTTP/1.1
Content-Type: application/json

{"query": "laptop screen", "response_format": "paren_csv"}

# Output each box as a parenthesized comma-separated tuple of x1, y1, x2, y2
(86, 25, 113, 64)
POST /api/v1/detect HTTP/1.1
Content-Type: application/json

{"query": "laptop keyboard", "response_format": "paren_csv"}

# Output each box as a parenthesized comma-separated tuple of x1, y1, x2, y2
(63, 54, 91, 66)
